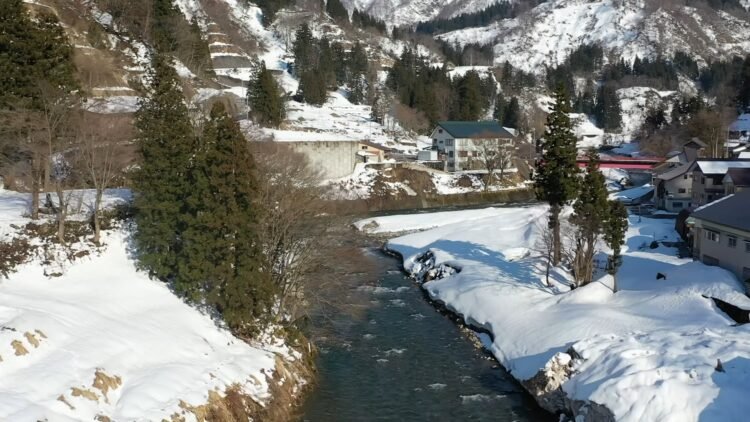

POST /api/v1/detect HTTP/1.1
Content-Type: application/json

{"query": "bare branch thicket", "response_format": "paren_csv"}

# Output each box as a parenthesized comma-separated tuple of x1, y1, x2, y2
(251, 142, 332, 326)
(533, 218, 555, 287)
(472, 138, 514, 191)
(36, 82, 81, 242)
(76, 112, 133, 244)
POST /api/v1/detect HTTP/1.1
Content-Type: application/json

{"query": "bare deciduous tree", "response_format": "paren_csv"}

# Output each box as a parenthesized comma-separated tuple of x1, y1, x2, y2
(77, 112, 132, 244)
(251, 142, 330, 326)
(472, 138, 514, 191)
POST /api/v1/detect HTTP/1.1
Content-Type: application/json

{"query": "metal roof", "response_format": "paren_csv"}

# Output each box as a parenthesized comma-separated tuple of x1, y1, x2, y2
(724, 168, 750, 187)
(691, 189, 750, 232)
(437, 121, 515, 139)
(691, 159, 750, 175)
(655, 162, 692, 181)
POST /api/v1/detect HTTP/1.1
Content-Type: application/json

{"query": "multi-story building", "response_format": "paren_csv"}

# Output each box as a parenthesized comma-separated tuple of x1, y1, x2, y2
(689, 190, 750, 285)
(429, 121, 516, 172)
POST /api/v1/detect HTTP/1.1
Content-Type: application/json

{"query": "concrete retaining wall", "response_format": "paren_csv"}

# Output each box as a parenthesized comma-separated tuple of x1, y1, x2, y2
(286, 141, 358, 179)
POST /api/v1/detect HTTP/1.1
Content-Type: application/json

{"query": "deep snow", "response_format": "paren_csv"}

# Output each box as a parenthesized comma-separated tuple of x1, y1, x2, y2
(0, 188, 293, 421)
(357, 205, 750, 421)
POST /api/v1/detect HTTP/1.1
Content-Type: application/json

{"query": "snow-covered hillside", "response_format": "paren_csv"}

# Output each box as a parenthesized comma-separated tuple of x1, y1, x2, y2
(0, 188, 298, 420)
(342, 0, 505, 28)
(439, 0, 750, 73)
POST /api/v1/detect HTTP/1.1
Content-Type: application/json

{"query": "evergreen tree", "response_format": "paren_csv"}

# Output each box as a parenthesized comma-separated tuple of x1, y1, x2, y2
(182, 103, 275, 335)
(132, 55, 196, 280)
(451, 70, 484, 120)
(535, 86, 579, 266)
(0, 3, 77, 109)
(298, 70, 328, 105)
(326, 0, 348, 23)
(503, 97, 520, 129)
(570, 149, 609, 286)
(737, 56, 750, 111)
(292, 24, 314, 76)
(152, 0, 180, 52)
(349, 73, 367, 104)
(603, 200, 628, 291)
(189, 17, 214, 77)
(493, 93, 507, 122)
(594, 83, 622, 131)
(248, 61, 285, 128)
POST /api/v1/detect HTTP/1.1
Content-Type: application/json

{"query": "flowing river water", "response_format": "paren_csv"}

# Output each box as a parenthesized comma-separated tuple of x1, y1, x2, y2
(300, 224, 552, 421)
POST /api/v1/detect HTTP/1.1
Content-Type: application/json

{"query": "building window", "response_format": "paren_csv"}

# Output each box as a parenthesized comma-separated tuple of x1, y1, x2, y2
(449, 151, 454, 158)
(704, 230, 719, 242)
(701, 177, 706, 184)
(459, 151, 468, 158)
(678, 188, 686, 193)
(684, 174, 688, 180)
(703, 255, 720, 266)
(445, 139, 454, 146)
(672, 202, 683, 208)
(745, 241, 750, 253)
(729, 236, 737, 248)
(438, 129, 443, 134)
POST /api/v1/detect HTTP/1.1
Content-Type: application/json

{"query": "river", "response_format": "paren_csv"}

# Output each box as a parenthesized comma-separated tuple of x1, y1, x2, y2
(300, 226, 552, 421)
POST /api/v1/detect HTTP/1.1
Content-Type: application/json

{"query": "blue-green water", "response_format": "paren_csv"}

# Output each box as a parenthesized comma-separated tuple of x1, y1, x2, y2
(301, 244, 552, 421)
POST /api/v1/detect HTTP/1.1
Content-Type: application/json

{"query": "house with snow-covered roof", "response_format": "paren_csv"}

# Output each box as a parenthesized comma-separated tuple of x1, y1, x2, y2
(728, 113, 750, 145)
(688, 190, 750, 284)
(654, 162, 694, 212)
(430, 121, 516, 172)
(690, 159, 750, 207)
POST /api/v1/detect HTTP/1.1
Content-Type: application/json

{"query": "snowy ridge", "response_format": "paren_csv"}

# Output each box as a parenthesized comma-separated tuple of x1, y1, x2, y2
(438, 0, 750, 74)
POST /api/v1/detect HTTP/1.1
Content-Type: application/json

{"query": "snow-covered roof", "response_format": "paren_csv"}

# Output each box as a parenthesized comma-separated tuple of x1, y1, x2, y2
(691, 190, 750, 232)
(739, 152, 750, 159)
(692, 160, 750, 175)
(728, 113, 750, 132)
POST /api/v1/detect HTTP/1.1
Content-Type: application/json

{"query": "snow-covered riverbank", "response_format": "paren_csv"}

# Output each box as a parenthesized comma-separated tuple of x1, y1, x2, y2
(356, 205, 750, 421)
(0, 188, 305, 421)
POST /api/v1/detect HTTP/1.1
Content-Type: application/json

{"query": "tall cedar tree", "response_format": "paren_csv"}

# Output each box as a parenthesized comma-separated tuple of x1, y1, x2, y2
(189, 17, 215, 77)
(737, 56, 750, 110)
(0, 2, 77, 219)
(604, 200, 628, 291)
(451, 70, 484, 120)
(326, 0, 348, 23)
(298, 70, 328, 105)
(248, 61, 285, 127)
(191, 103, 275, 335)
(292, 24, 314, 76)
(570, 149, 609, 286)
(535, 87, 579, 265)
(503, 97, 520, 129)
(152, 0, 180, 52)
(133, 56, 196, 280)
(594, 83, 622, 131)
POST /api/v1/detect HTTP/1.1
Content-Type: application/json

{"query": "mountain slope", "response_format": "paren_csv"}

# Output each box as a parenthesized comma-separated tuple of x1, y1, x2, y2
(342, 0, 506, 27)
(438, 0, 750, 73)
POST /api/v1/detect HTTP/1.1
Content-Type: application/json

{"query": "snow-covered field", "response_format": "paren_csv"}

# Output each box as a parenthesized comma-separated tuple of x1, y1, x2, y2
(0, 188, 293, 421)
(357, 205, 750, 420)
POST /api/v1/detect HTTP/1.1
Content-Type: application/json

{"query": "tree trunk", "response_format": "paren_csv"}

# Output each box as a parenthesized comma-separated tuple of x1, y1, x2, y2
(93, 189, 103, 245)
(551, 204, 561, 266)
(55, 186, 66, 243)
(30, 152, 42, 220)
